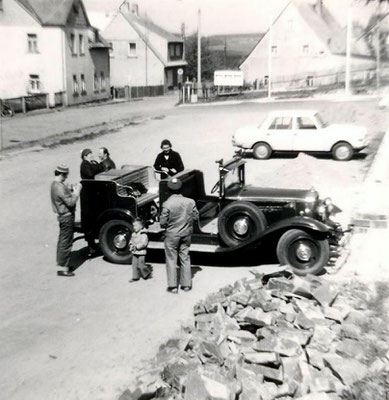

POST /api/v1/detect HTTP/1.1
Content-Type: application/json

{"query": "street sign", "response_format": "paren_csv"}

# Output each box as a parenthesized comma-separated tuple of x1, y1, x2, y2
(177, 68, 184, 76)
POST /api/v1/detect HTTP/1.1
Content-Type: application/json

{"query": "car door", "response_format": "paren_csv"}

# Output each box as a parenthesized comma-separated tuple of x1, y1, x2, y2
(294, 116, 323, 151)
(265, 116, 294, 151)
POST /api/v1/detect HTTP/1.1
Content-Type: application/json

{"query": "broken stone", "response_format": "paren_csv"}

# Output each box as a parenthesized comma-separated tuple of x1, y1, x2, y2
(212, 305, 240, 332)
(162, 362, 196, 392)
(260, 382, 280, 400)
(335, 338, 362, 359)
(248, 290, 273, 308)
(226, 329, 256, 344)
(291, 276, 314, 298)
(312, 282, 338, 306)
(254, 336, 302, 357)
(345, 309, 368, 325)
(184, 371, 234, 400)
(293, 298, 325, 320)
(282, 356, 304, 384)
(369, 358, 387, 373)
(268, 277, 295, 292)
(231, 292, 251, 306)
(322, 306, 346, 323)
(309, 326, 337, 353)
(240, 377, 263, 400)
(204, 292, 227, 313)
(234, 306, 254, 323)
(323, 353, 368, 386)
(199, 340, 224, 365)
(306, 347, 325, 370)
(294, 311, 315, 330)
(244, 308, 275, 327)
(243, 351, 280, 366)
(254, 365, 284, 384)
(193, 301, 207, 316)
(340, 323, 362, 340)
(294, 393, 340, 400)
(246, 278, 264, 291)
(308, 370, 337, 393)
(251, 265, 292, 281)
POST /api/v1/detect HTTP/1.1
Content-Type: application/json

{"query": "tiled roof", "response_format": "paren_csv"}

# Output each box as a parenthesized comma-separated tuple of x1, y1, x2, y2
(16, 0, 90, 26)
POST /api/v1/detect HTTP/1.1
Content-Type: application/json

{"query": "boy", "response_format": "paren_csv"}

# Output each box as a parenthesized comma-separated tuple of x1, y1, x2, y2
(129, 218, 152, 282)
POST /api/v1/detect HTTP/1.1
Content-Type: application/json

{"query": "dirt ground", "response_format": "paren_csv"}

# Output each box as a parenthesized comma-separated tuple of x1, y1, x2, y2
(0, 97, 387, 400)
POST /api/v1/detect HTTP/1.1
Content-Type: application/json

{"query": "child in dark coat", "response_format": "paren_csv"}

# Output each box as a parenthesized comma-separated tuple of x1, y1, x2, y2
(129, 218, 152, 282)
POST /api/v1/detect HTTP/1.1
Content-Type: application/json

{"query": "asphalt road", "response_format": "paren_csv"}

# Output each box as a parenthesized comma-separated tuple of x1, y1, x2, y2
(0, 97, 387, 400)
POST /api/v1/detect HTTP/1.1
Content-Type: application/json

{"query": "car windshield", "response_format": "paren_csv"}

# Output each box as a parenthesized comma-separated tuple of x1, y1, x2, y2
(315, 112, 328, 128)
(224, 166, 240, 189)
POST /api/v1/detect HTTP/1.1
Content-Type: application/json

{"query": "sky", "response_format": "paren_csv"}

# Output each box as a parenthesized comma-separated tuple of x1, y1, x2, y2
(83, 0, 383, 36)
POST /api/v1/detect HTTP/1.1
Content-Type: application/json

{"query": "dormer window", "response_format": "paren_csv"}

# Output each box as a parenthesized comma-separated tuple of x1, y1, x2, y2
(271, 45, 277, 55)
(303, 44, 309, 54)
(27, 34, 38, 53)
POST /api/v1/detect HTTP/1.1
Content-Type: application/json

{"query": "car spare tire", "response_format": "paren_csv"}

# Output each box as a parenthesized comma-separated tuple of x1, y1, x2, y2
(218, 201, 267, 247)
(99, 219, 133, 264)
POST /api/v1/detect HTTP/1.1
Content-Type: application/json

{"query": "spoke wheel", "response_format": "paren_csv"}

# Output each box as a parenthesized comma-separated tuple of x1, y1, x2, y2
(276, 229, 329, 276)
(99, 219, 133, 264)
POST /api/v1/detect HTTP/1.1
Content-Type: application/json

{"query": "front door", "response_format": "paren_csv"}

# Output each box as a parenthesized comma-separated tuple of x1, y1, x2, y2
(293, 116, 322, 151)
(265, 116, 294, 151)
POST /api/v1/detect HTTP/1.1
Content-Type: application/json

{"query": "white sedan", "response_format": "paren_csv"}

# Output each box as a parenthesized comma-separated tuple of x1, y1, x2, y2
(232, 110, 369, 161)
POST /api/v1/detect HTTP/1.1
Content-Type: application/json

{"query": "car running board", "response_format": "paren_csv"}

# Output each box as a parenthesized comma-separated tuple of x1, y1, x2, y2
(147, 241, 219, 253)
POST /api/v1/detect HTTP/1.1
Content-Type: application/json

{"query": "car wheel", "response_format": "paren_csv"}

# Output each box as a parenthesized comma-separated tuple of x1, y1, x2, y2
(99, 219, 133, 264)
(253, 142, 272, 160)
(332, 142, 353, 161)
(218, 201, 267, 247)
(276, 229, 330, 276)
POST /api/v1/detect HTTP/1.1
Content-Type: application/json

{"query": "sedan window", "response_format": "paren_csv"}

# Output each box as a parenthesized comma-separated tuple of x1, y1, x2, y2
(297, 117, 317, 130)
(269, 117, 293, 130)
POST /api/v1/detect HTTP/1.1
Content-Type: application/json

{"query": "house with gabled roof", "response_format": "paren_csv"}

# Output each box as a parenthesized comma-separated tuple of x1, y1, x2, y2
(0, 0, 110, 107)
(101, 1, 187, 92)
(240, 0, 378, 89)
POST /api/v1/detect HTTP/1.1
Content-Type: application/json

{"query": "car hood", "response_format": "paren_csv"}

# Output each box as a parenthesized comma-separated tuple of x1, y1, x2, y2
(326, 124, 367, 137)
(227, 185, 318, 202)
(234, 125, 261, 138)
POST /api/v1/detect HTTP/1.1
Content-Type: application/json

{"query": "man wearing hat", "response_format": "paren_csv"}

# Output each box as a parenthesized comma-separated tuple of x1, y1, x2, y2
(160, 178, 199, 293)
(80, 148, 100, 180)
(50, 164, 82, 276)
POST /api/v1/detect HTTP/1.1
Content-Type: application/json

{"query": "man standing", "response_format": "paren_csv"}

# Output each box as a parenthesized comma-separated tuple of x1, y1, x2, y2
(98, 147, 116, 172)
(80, 148, 100, 180)
(160, 178, 199, 293)
(50, 164, 82, 277)
(153, 139, 184, 179)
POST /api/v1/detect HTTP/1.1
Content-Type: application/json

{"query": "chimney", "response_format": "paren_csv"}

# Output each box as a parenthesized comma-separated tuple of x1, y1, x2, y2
(132, 3, 139, 16)
(120, 0, 130, 12)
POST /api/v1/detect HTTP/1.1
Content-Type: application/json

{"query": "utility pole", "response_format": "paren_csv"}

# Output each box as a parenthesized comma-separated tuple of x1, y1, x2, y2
(197, 9, 202, 94)
(268, 16, 273, 98)
(376, 26, 381, 88)
(224, 36, 227, 68)
(345, 4, 353, 95)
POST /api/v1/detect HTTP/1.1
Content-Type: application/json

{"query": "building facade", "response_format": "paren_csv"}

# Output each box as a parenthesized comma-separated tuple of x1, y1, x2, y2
(240, 0, 377, 89)
(102, 2, 187, 92)
(0, 0, 110, 107)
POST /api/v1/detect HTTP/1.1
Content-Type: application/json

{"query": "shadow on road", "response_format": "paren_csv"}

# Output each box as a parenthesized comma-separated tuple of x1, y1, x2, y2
(243, 151, 368, 161)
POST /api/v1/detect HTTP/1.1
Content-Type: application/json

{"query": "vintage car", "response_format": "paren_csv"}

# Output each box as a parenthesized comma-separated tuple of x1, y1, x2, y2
(75, 157, 346, 276)
(232, 109, 369, 161)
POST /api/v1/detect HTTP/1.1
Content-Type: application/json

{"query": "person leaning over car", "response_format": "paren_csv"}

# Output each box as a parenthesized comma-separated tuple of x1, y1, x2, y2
(50, 164, 82, 277)
(98, 147, 116, 172)
(153, 139, 184, 179)
(80, 148, 99, 180)
(160, 178, 199, 293)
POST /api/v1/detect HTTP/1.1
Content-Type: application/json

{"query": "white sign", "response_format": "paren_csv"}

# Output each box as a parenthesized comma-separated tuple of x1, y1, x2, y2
(177, 68, 184, 76)
(214, 70, 244, 87)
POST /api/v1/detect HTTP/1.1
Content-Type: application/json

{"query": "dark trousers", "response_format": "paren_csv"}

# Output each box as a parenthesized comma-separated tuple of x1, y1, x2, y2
(132, 255, 150, 280)
(164, 234, 192, 288)
(57, 214, 74, 268)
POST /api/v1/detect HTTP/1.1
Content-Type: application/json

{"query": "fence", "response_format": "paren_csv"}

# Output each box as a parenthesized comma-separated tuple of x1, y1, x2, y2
(1, 93, 50, 114)
(112, 85, 165, 100)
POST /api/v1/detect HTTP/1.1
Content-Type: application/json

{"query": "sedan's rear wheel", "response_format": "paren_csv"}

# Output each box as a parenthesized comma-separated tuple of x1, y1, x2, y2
(276, 229, 329, 276)
(99, 219, 133, 264)
(332, 142, 353, 161)
(253, 142, 272, 160)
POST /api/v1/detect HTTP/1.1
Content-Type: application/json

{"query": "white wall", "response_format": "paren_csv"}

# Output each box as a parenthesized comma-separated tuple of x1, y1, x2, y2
(0, 0, 64, 104)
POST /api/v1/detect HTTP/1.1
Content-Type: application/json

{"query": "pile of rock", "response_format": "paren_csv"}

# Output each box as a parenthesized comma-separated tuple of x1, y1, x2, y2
(121, 268, 389, 400)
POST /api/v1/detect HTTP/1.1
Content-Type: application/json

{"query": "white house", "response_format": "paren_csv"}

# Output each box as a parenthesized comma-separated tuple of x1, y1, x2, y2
(0, 0, 110, 107)
(240, 0, 378, 89)
(101, 2, 187, 92)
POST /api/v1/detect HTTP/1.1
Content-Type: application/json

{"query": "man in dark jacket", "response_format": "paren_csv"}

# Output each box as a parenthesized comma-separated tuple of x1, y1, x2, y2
(80, 148, 99, 180)
(98, 147, 116, 172)
(51, 164, 82, 277)
(153, 139, 184, 179)
(160, 178, 199, 293)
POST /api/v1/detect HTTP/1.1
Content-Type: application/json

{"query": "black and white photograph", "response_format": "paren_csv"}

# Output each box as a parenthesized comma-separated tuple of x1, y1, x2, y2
(0, 0, 389, 399)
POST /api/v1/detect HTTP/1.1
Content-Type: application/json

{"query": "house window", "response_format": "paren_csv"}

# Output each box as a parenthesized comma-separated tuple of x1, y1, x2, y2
(73, 75, 79, 95)
(80, 74, 86, 94)
(109, 42, 114, 58)
(0, 0, 4, 11)
(303, 44, 309, 54)
(27, 34, 38, 53)
(306, 76, 314, 87)
(93, 72, 99, 91)
(100, 72, 106, 91)
(79, 34, 85, 55)
(128, 42, 136, 56)
(29, 74, 40, 93)
(271, 45, 277, 55)
(263, 75, 269, 85)
(175, 44, 182, 57)
(70, 34, 77, 55)
(169, 44, 175, 58)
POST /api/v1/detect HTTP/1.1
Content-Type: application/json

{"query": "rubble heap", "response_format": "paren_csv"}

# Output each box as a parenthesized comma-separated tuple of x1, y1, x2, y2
(121, 268, 389, 400)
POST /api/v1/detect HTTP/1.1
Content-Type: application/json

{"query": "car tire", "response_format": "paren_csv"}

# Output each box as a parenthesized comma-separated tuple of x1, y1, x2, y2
(276, 229, 330, 276)
(332, 142, 353, 161)
(218, 201, 267, 247)
(253, 142, 272, 160)
(99, 219, 133, 264)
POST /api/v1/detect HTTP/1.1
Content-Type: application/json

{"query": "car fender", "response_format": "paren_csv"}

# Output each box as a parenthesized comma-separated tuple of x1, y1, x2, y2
(91, 208, 135, 236)
(217, 216, 331, 253)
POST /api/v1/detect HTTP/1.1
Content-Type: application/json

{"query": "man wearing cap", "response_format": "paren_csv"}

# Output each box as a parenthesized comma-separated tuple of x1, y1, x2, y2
(80, 148, 100, 180)
(153, 139, 184, 180)
(160, 178, 199, 293)
(50, 164, 82, 277)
